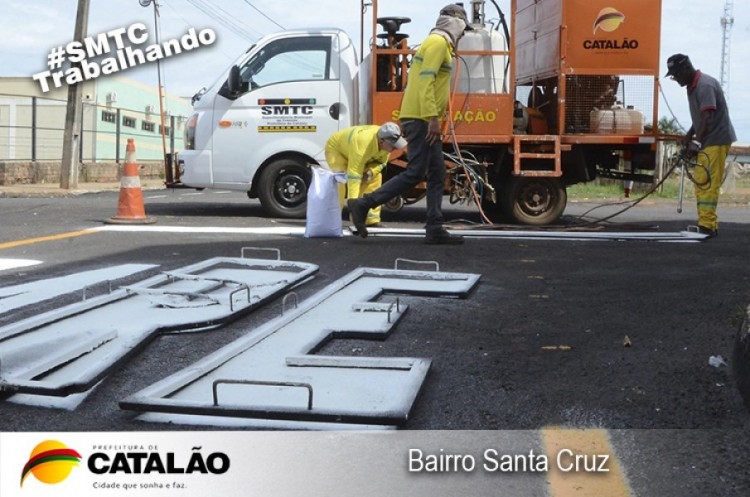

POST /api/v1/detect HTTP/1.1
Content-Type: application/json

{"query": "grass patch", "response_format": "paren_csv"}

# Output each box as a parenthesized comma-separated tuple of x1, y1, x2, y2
(567, 182, 624, 200)
(567, 174, 750, 202)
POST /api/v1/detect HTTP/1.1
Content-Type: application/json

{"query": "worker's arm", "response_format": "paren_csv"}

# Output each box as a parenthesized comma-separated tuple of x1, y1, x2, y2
(363, 161, 384, 182)
(682, 124, 695, 151)
(694, 109, 714, 145)
(345, 150, 367, 199)
(346, 138, 385, 198)
(691, 82, 719, 147)
(363, 149, 391, 181)
(417, 37, 450, 144)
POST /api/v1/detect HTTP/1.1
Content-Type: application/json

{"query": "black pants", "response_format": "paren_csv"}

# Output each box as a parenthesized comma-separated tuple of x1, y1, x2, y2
(363, 119, 445, 232)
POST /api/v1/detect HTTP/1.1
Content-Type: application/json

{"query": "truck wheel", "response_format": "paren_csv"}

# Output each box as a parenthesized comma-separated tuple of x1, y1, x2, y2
(383, 195, 404, 214)
(257, 158, 310, 218)
(504, 177, 566, 225)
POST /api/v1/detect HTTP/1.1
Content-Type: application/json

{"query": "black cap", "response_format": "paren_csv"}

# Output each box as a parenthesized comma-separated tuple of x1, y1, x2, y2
(440, 4, 475, 30)
(665, 53, 691, 77)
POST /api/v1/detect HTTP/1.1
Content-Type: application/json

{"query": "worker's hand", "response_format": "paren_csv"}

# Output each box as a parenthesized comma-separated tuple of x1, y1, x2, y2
(426, 117, 441, 145)
(363, 169, 377, 182)
(684, 139, 701, 158)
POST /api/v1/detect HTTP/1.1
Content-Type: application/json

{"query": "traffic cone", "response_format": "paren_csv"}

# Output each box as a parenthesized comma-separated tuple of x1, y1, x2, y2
(106, 138, 156, 224)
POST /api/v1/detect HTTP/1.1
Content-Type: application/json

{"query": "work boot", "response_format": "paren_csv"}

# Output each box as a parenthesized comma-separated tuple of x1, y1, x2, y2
(424, 227, 464, 245)
(688, 225, 718, 239)
(347, 198, 369, 238)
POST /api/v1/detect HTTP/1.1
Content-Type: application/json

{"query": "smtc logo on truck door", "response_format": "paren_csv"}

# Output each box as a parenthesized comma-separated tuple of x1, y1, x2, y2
(258, 98, 317, 132)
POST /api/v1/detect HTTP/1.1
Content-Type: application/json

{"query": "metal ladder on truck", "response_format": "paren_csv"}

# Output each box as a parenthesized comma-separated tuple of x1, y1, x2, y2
(512, 135, 563, 177)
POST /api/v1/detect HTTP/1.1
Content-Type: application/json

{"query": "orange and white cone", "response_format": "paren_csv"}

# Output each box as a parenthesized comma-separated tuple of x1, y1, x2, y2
(106, 138, 156, 224)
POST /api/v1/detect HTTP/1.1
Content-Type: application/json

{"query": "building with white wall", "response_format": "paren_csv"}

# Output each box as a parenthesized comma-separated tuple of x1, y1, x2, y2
(0, 75, 191, 162)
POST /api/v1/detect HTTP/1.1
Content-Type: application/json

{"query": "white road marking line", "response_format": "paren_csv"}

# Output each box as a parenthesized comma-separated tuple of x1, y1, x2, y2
(93, 225, 706, 242)
(0, 259, 42, 272)
(95, 225, 308, 235)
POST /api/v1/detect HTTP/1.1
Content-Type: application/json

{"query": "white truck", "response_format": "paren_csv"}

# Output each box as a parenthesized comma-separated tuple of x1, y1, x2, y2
(177, 29, 358, 218)
(175, 0, 664, 225)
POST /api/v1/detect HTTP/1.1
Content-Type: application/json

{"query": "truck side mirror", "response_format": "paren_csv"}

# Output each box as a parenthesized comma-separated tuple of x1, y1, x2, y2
(227, 65, 242, 98)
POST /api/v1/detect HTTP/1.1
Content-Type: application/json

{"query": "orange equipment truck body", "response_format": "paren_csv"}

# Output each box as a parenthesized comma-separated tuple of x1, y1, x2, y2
(367, 0, 663, 224)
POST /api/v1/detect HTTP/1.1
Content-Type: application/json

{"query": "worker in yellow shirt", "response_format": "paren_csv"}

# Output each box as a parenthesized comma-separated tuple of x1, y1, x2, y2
(324, 122, 407, 226)
(348, 4, 472, 243)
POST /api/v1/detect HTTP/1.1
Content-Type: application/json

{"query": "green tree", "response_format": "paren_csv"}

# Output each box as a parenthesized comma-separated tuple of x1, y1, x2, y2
(658, 117, 683, 135)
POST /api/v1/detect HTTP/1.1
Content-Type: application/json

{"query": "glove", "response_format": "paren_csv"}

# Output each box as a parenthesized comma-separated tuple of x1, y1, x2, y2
(683, 139, 701, 159)
(363, 168, 382, 182)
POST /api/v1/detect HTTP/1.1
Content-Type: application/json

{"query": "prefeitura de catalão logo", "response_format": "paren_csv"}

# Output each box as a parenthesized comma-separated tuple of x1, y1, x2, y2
(20, 440, 82, 487)
(18, 439, 231, 491)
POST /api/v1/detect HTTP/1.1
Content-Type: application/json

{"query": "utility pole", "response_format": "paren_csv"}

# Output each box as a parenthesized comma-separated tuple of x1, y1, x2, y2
(720, 0, 734, 99)
(60, 0, 91, 189)
(140, 0, 168, 165)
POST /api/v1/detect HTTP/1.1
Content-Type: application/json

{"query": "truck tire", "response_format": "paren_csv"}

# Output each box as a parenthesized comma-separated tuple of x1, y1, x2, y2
(257, 158, 311, 218)
(383, 195, 405, 214)
(503, 177, 566, 225)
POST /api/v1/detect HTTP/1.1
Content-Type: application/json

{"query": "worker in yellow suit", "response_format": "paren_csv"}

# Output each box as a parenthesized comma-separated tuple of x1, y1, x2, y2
(666, 53, 736, 238)
(324, 122, 407, 226)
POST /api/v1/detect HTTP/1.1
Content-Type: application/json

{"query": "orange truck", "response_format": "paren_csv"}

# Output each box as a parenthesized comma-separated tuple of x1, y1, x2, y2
(367, 0, 663, 224)
(177, 0, 664, 224)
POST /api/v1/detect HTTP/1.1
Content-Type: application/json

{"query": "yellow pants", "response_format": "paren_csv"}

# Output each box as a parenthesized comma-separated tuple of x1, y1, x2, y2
(324, 149, 383, 225)
(693, 144, 730, 231)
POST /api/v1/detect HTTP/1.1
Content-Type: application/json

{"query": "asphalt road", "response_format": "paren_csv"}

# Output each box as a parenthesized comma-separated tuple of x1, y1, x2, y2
(1, 187, 750, 495)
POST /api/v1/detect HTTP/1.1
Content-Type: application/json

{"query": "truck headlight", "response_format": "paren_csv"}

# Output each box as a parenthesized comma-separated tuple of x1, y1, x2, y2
(184, 113, 198, 150)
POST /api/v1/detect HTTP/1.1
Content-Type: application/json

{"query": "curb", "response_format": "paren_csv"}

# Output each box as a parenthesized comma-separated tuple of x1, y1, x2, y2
(0, 181, 166, 198)
(733, 303, 750, 412)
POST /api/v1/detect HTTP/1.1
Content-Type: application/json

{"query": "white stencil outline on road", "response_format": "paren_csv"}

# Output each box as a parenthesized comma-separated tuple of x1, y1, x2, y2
(120, 267, 481, 426)
(0, 256, 318, 403)
(0, 264, 156, 314)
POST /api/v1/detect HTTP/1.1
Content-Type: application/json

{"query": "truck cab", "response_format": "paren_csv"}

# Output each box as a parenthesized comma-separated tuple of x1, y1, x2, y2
(178, 29, 358, 217)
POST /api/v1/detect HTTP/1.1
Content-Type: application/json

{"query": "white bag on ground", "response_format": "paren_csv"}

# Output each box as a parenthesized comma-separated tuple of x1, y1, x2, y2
(304, 167, 345, 238)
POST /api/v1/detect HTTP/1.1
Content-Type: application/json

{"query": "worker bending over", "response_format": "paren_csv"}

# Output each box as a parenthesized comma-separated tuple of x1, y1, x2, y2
(325, 122, 407, 227)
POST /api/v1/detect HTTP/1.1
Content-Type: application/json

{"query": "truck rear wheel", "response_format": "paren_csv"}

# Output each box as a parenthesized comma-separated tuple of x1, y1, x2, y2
(503, 177, 566, 225)
(257, 158, 311, 218)
(383, 195, 405, 213)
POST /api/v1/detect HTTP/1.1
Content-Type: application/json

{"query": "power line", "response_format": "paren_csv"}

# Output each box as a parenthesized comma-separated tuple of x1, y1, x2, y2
(241, 0, 285, 30)
(197, 0, 266, 38)
(161, 0, 238, 61)
(182, 0, 260, 41)
(167, 0, 286, 43)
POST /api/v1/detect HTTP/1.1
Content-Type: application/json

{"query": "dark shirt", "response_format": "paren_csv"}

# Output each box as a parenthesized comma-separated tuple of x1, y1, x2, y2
(687, 71, 737, 147)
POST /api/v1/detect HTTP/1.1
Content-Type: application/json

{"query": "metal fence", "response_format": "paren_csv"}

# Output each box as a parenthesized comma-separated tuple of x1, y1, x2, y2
(0, 93, 188, 163)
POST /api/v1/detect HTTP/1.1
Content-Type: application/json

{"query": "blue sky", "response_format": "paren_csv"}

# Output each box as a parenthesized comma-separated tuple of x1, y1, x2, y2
(1, 0, 748, 143)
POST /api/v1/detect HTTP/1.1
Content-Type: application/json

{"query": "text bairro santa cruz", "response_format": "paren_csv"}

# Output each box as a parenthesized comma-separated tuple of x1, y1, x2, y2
(408, 448, 610, 473)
